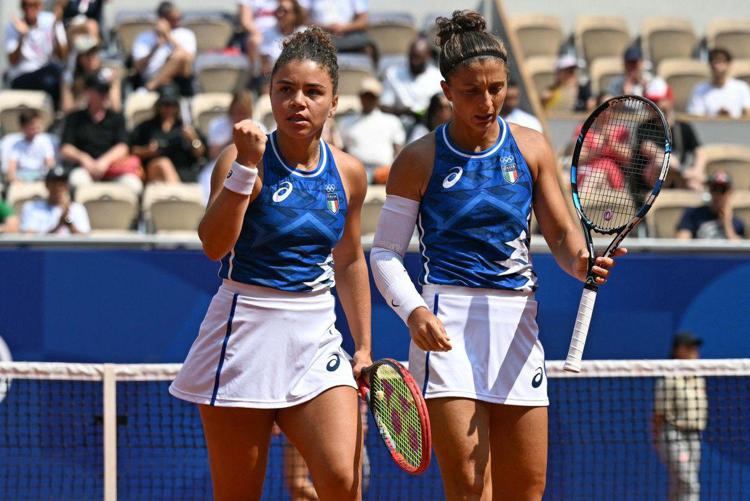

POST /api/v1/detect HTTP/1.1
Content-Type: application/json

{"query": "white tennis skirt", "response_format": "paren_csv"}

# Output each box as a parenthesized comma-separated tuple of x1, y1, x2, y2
(169, 280, 357, 408)
(409, 284, 549, 407)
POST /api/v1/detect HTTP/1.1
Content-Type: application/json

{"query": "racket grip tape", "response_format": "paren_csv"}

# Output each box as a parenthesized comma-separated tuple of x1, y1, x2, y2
(564, 286, 599, 373)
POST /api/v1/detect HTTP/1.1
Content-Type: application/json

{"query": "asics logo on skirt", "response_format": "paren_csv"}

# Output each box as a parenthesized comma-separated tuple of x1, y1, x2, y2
(272, 182, 293, 202)
(326, 353, 341, 372)
(532, 367, 544, 388)
(442, 166, 463, 189)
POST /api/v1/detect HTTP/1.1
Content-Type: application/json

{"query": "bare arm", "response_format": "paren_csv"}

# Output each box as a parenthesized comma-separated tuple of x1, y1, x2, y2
(331, 150, 372, 376)
(96, 143, 129, 166)
(0, 214, 20, 233)
(198, 120, 265, 260)
(61, 142, 94, 166)
(7, 19, 28, 66)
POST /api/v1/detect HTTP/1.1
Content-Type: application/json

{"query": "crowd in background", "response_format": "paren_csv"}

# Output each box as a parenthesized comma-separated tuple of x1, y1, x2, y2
(0, 0, 747, 239)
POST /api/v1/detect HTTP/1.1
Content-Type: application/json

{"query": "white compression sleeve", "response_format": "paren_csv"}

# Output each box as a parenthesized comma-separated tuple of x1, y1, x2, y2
(370, 195, 428, 324)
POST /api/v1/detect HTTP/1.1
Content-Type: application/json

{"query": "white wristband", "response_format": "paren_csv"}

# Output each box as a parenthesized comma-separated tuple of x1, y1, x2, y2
(223, 161, 258, 195)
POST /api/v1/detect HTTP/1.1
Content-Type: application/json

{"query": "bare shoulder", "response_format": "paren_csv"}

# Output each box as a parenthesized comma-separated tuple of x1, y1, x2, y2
(509, 123, 555, 179)
(387, 132, 435, 199)
(329, 145, 367, 200)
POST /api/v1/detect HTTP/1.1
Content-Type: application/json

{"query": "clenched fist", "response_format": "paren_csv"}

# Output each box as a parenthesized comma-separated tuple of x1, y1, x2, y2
(233, 119, 267, 167)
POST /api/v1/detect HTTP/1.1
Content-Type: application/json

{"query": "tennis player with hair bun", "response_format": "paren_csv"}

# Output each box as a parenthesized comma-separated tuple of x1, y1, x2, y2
(370, 10, 625, 500)
(169, 27, 371, 500)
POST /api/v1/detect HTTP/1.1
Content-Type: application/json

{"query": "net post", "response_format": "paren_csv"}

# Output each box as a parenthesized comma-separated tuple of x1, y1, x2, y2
(103, 364, 117, 501)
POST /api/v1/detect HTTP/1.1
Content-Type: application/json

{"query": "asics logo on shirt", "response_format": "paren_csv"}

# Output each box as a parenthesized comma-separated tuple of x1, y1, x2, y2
(272, 182, 293, 202)
(442, 166, 463, 189)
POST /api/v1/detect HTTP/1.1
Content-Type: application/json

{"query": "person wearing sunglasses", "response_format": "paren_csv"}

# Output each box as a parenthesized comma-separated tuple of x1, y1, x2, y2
(676, 170, 745, 240)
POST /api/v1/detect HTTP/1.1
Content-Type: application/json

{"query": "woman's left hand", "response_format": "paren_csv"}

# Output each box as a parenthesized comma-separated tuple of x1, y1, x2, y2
(351, 350, 373, 380)
(574, 247, 628, 285)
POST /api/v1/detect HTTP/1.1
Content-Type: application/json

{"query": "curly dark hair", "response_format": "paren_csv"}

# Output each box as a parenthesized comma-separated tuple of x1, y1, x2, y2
(271, 26, 339, 94)
(434, 10, 508, 79)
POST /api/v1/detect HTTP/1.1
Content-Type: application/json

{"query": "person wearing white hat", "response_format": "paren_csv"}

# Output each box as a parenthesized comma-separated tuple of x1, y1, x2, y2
(541, 53, 594, 112)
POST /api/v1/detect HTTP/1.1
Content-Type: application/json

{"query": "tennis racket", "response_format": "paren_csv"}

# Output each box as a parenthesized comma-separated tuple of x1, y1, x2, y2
(564, 95, 671, 373)
(358, 358, 431, 474)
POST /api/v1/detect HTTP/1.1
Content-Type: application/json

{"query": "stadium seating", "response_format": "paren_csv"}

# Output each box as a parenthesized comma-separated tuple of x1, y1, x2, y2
(657, 58, 710, 112)
(648, 189, 703, 237)
(74, 183, 139, 232)
(0, 90, 54, 135)
(367, 12, 418, 58)
(730, 58, 750, 86)
(337, 54, 377, 97)
(142, 183, 205, 233)
(182, 13, 234, 54)
(112, 10, 155, 59)
(6, 182, 48, 214)
(588, 56, 624, 95)
(335, 95, 362, 118)
(525, 56, 557, 97)
(195, 53, 247, 94)
(361, 185, 386, 236)
(252, 94, 275, 132)
(190, 93, 233, 136)
(510, 14, 565, 58)
(697, 144, 750, 190)
(123, 91, 158, 130)
(575, 15, 631, 65)
(641, 17, 697, 69)
(707, 19, 750, 59)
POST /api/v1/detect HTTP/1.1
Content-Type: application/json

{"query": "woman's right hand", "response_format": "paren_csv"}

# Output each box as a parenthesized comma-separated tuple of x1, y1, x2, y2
(407, 307, 452, 352)
(233, 119, 267, 167)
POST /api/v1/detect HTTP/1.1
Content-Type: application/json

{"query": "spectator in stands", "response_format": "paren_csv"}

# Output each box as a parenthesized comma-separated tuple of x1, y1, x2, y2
(676, 170, 745, 240)
(638, 79, 704, 190)
(131, 1, 196, 95)
(5, 0, 68, 109)
(207, 89, 264, 161)
(60, 73, 143, 193)
(652, 331, 707, 501)
(237, 0, 280, 70)
(687, 48, 750, 118)
(339, 76, 405, 184)
(380, 35, 443, 120)
(501, 79, 543, 133)
(542, 53, 594, 112)
(130, 85, 206, 184)
(407, 92, 453, 143)
(4, 109, 56, 184)
(257, 0, 306, 94)
(61, 35, 122, 113)
(305, 0, 376, 63)
(0, 201, 20, 234)
(53, 0, 104, 44)
(20, 166, 90, 235)
(607, 45, 663, 98)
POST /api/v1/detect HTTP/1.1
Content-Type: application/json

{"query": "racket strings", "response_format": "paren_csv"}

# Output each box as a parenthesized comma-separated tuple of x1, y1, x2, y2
(577, 98, 668, 231)
(370, 364, 423, 468)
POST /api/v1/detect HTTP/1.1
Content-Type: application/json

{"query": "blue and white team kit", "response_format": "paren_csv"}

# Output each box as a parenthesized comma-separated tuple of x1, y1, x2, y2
(170, 133, 357, 408)
(408, 118, 549, 406)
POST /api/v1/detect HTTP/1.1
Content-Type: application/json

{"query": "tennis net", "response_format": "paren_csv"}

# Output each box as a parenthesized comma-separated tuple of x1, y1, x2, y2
(0, 360, 748, 500)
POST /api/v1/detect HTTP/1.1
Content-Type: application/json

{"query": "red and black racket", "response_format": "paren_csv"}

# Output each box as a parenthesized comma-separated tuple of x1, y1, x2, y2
(358, 358, 431, 474)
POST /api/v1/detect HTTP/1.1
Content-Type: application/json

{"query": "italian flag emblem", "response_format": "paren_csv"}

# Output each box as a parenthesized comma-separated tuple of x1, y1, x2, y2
(502, 163, 518, 184)
(327, 192, 339, 214)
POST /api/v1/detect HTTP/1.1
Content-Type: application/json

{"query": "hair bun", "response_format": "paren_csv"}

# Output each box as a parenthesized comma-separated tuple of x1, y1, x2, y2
(435, 10, 487, 47)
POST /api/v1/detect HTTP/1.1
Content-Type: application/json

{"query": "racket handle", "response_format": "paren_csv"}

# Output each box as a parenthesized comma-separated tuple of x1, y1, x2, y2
(564, 286, 599, 373)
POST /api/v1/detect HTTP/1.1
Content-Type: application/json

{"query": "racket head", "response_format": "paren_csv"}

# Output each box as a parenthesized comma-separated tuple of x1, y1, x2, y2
(570, 95, 672, 235)
(358, 358, 431, 475)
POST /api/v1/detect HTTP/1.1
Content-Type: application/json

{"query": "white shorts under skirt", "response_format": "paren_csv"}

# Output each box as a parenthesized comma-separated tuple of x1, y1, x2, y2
(409, 284, 549, 407)
(169, 280, 357, 408)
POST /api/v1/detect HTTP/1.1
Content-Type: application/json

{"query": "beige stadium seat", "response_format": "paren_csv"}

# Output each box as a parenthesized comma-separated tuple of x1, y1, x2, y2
(361, 185, 386, 236)
(588, 57, 624, 95)
(366, 12, 418, 57)
(337, 54, 376, 98)
(733, 190, 750, 232)
(143, 183, 205, 233)
(191, 93, 232, 136)
(0, 90, 54, 134)
(707, 19, 750, 60)
(113, 11, 155, 58)
(252, 94, 275, 131)
(195, 54, 247, 94)
(334, 95, 362, 118)
(657, 58, 710, 113)
(697, 144, 750, 191)
(511, 14, 564, 58)
(124, 91, 158, 130)
(647, 189, 703, 238)
(74, 182, 139, 231)
(6, 182, 48, 214)
(730, 58, 750, 87)
(183, 15, 233, 53)
(525, 56, 557, 97)
(575, 16, 630, 65)
(641, 17, 697, 69)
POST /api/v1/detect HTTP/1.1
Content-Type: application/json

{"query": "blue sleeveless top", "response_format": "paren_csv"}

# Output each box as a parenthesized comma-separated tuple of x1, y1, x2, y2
(417, 118, 538, 291)
(219, 132, 348, 292)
